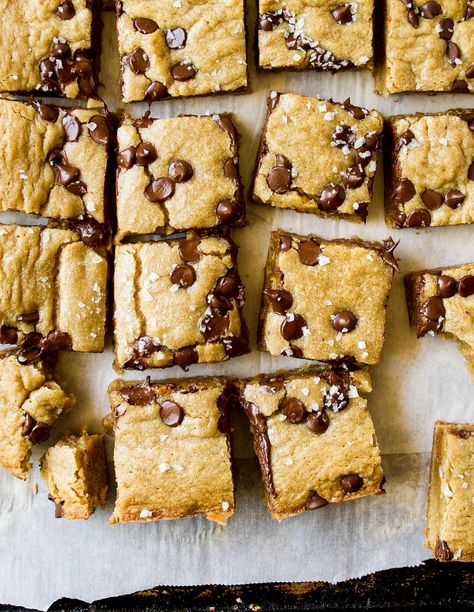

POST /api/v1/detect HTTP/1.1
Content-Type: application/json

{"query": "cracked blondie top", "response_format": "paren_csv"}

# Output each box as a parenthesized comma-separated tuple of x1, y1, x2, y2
(375, 0, 474, 95)
(0, 0, 99, 99)
(0, 351, 74, 480)
(0, 99, 111, 229)
(116, 113, 244, 241)
(385, 111, 474, 228)
(252, 92, 383, 222)
(405, 262, 474, 380)
(425, 421, 474, 562)
(114, 235, 249, 371)
(258, 230, 398, 365)
(0, 225, 108, 354)
(238, 366, 384, 520)
(257, 0, 374, 71)
(117, 0, 247, 102)
(108, 376, 235, 524)
(41, 431, 108, 519)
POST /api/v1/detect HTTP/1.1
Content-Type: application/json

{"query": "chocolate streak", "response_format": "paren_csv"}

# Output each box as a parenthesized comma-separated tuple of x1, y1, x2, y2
(243, 401, 275, 498)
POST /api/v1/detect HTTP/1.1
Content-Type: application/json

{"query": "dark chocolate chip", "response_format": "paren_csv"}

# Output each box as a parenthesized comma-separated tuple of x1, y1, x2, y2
(447, 41, 461, 67)
(145, 81, 168, 101)
(275, 154, 291, 168)
(258, 12, 282, 30)
(119, 377, 155, 405)
(17, 346, 42, 366)
(174, 346, 199, 370)
(381, 237, 400, 273)
(435, 539, 453, 561)
(134, 18, 159, 34)
(458, 275, 474, 297)
(407, 8, 419, 28)
(467, 63, 474, 79)
(421, 189, 443, 210)
(66, 180, 87, 196)
(343, 165, 365, 189)
(437, 17, 454, 40)
(170, 263, 196, 288)
(394, 178, 416, 203)
(128, 48, 150, 74)
(319, 183, 345, 211)
(280, 313, 307, 341)
(266, 166, 291, 194)
(264, 289, 293, 314)
(206, 291, 232, 315)
(54, 163, 80, 186)
(298, 239, 321, 266)
(279, 235, 292, 251)
(57, 1, 76, 19)
(171, 61, 197, 81)
(421, 296, 445, 321)
(29, 422, 51, 445)
(419, 1, 442, 18)
(40, 330, 72, 352)
(222, 335, 249, 357)
(332, 125, 353, 149)
(215, 272, 242, 300)
(20, 332, 42, 350)
(399, 129, 415, 147)
(118, 146, 136, 169)
(224, 158, 239, 180)
(62, 114, 81, 141)
(33, 100, 59, 122)
(307, 492, 329, 509)
(166, 27, 187, 49)
(88, 115, 109, 146)
(466, 4, 474, 19)
(215, 115, 238, 143)
(406, 209, 431, 227)
(168, 159, 193, 182)
(395, 210, 407, 227)
(51, 40, 71, 59)
(469, 162, 474, 181)
(134, 336, 160, 358)
(451, 79, 469, 91)
(323, 386, 349, 412)
(437, 275, 457, 298)
(216, 198, 241, 224)
(306, 410, 330, 434)
(354, 202, 368, 221)
(22, 413, 35, 437)
(39, 58, 56, 80)
(145, 177, 175, 202)
(160, 400, 184, 427)
(17, 312, 39, 325)
(75, 215, 108, 247)
(0, 325, 17, 344)
(136, 142, 157, 166)
(444, 190, 465, 209)
(279, 397, 307, 423)
(200, 312, 229, 342)
(178, 239, 201, 263)
(341, 473, 363, 493)
(332, 310, 357, 333)
(342, 99, 368, 120)
(331, 4, 353, 24)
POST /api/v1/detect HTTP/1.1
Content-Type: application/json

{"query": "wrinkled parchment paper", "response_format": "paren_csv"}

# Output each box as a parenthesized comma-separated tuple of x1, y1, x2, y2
(1, 5, 474, 609)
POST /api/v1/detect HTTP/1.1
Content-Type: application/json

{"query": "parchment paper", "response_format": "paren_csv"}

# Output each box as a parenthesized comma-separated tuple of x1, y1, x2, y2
(1, 5, 474, 609)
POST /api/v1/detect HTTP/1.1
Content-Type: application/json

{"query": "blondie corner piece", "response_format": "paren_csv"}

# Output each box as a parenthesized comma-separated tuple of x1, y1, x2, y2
(375, 0, 474, 96)
(0, 98, 111, 231)
(238, 366, 384, 520)
(405, 263, 474, 379)
(257, 1, 374, 71)
(114, 234, 249, 370)
(41, 431, 108, 519)
(0, 351, 74, 480)
(425, 421, 474, 562)
(252, 92, 383, 223)
(116, 113, 244, 241)
(116, 0, 248, 103)
(108, 377, 235, 524)
(258, 230, 398, 365)
(385, 111, 474, 228)
(0, 0, 100, 99)
(0, 225, 108, 354)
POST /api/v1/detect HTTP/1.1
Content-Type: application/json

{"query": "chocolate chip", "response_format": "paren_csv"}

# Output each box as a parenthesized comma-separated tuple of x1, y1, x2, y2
(395, 211, 407, 227)
(174, 346, 199, 370)
(399, 129, 415, 147)
(40, 330, 72, 352)
(224, 158, 239, 180)
(332, 310, 357, 333)
(394, 178, 416, 203)
(437, 17, 454, 40)
(179, 239, 201, 263)
(135, 142, 157, 166)
(33, 100, 59, 122)
(75, 215, 108, 247)
(279, 235, 292, 251)
(216, 198, 241, 224)
(134, 18, 158, 34)
(62, 114, 81, 141)
(128, 48, 150, 74)
(166, 27, 187, 49)
(215, 115, 238, 143)
(421, 296, 445, 321)
(466, 4, 474, 19)
(319, 183, 345, 211)
(17, 312, 39, 325)
(54, 163, 80, 186)
(275, 154, 291, 168)
(200, 313, 229, 342)
(57, 1, 76, 19)
(298, 239, 321, 266)
(17, 346, 42, 366)
(469, 163, 474, 181)
(332, 125, 353, 148)
(447, 41, 461, 67)
(160, 400, 184, 427)
(306, 411, 330, 434)
(120, 377, 155, 405)
(217, 410, 230, 434)
(66, 180, 87, 196)
(406, 209, 431, 227)
(118, 146, 136, 169)
(331, 4, 353, 24)
(343, 165, 365, 189)
(421, 189, 443, 210)
(343, 99, 368, 120)
(451, 79, 469, 91)
(467, 63, 474, 79)
(171, 61, 197, 81)
(222, 336, 249, 358)
(145, 81, 168, 101)
(280, 313, 307, 341)
(207, 291, 232, 315)
(435, 539, 453, 561)
(266, 166, 291, 194)
(51, 40, 71, 59)
(458, 275, 474, 297)
(170, 264, 196, 288)
(457, 429, 472, 439)
(323, 386, 349, 412)
(279, 397, 307, 423)
(354, 202, 368, 221)
(307, 492, 329, 509)
(29, 422, 51, 445)
(0, 325, 17, 344)
(444, 190, 465, 209)
(21, 413, 35, 437)
(419, 1, 442, 18)
(341, 474, 363, 493)
(168, 160, 193, 183)
(264, 289, 293, 314)
(20, 332, 42, 350)
(259, 12, 281, 30)
(88, 115, 109, 146)
(381, 237, 400, 273)
(437, 275, 458, 298)
(145, 177, 175, 202)
(39, 58, 56, 80)
(407, 8, 419, 27)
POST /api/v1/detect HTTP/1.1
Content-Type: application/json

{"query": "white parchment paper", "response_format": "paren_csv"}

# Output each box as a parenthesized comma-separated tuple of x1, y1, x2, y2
(1, 5, 474, 609)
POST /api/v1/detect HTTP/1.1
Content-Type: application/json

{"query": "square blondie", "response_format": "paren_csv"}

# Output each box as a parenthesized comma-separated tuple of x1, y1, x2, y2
(238, 366, 384, 520)
(375, 0, 474, 95)
(113, 234, 249, 370)
(0, 0, 99, 99)
(257, 0, 374, 71)
(385, 111, 474, 228)
(252, 92, 383, 223)
(116, 113, 244, 241)
(0, 225, 108, 354)
(258, 230, 397, 365)
(116, 0, 248, 102)
(425, 421, 474, 561)
(108, 376, 235, 524)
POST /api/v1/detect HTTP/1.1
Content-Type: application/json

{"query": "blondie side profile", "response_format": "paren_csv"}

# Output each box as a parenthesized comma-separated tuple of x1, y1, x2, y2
(108, 377, 235, 524)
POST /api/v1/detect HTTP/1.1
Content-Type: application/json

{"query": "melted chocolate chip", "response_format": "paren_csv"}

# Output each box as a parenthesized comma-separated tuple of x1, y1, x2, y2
(62, 114, 81, 142)
(458, 275, 474, 297)
(332, 310, 357, 333)
(435, 539, 453, 561)
(407, 8, 419, 27)
(469, 163, 474, 181)
(168, 160, 193, 182)
(171, 61, 197, 81)
(224, 158, 239, 180)
(354, 202, 368, 221)
(17, 312, 39, 325)
(421, 189, 443, 210)
(52, 40, 71, 59)
(298, 239, 321, 266)
(179, 239, 201, 263)
(33, 100, 59, 122)
(381, 237, 400, 272)
(343, 165, 365, 189)
(145, 177, 175, 202)
(437, 275, 458, 298)
(134, 17, 158, 34)
(40, 330, 72, 352)
(447, 41, 461, 67)
(323, 385, 349, 412)
(319, 183, 345, 211)
(160, 400, 184, 427)
(200, 313, 229, 342)
(174, 346, 199, 370)
(245, 402, 275, 496)
(258, 11, 287, 30)
(170, 264, 196, 288)
(266, 166, 291, 194)
(331, 4, 353, 24)
(279, 397, 307, 423)
(134, 336, 160, 359)
(264, 289, 293, 314)
(88, 115, 109, 146)
(341, 473, 363, 493)
(399, 129, 415, 147)
(275, 154, 291, 168)
(437, 17, 454, 40)
(307, 492, 329, 509)
(394, 178, 416, 203)
(419, 1, 442, 18)
(332, 125, 354, 149)
(466, 63, 474, 79)
(223, 335, 249, 357)
(406, 209, 431, 227)
(306, 410, 330, 434)
(29, 422, 51, 445)
(444, 190, 465, 209)
(420, 296, 445, 321)
(67, 180, 87, 196)
(343, 99, 368, 120)
(451, 79, 469, 91)
(280, 313, 307, 341)
(75, 215, 107, 247)
(54, 162, 80, 186)
(278, 235, 292, 251)
(118, 146, 136, 169)
(128, 48, 150, 74)
(216, 198, 241, 224)
(166, 27, 187, 49)
(466, 4, 474, 19)
(0, 325, 17, 344)
(136, 142, 157, 166)
(119, 377, 155, 405)
(57, 1, 76, 19)
(17, 346, 42, 366)
(145, 81, 168, 101)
